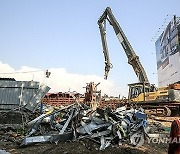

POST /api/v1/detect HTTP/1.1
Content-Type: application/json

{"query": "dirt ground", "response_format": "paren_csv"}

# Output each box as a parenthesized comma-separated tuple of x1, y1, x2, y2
(0, 116, 173, 154)
(0, 138, 169, 154)
(148, 116, 179, 127)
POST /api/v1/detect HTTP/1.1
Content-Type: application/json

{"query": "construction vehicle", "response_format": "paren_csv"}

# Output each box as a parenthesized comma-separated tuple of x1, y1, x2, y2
(98, 7, 180, 116)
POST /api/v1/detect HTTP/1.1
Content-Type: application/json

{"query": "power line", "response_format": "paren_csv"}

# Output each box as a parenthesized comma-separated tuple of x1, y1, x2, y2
(0, 69, 45, 75)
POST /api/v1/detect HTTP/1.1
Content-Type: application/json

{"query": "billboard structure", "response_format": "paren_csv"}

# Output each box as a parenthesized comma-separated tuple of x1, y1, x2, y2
(155, 15, 180, 87)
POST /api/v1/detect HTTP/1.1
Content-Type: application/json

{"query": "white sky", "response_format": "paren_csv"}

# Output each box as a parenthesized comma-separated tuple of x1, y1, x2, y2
(0, 61, 125, 97)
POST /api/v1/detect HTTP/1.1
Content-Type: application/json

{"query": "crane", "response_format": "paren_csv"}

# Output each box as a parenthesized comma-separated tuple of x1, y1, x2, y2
(98, 7, 149, 84)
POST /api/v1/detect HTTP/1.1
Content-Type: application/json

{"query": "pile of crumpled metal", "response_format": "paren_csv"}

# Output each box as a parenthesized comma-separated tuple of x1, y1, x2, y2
(20, 103, 148, 150)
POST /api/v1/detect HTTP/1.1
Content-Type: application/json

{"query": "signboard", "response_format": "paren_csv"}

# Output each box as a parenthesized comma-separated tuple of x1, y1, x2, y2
(155, 16, 180, 87)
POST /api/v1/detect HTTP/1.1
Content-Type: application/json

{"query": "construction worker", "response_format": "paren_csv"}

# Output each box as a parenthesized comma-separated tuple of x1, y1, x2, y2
(168, 119, 180, 154)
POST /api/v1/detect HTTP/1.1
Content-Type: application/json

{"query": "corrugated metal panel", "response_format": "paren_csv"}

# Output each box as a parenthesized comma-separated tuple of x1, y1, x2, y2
(21, 88, 37, 106)
(0, 80, 50, 110)
(0, 104, 19, 110)
(0, 88, 20, 105)
(25, 84, 51, 111)
(0, 80, 40, 88)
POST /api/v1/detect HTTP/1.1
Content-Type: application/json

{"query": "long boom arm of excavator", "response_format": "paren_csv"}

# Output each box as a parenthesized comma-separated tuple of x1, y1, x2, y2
(98, 7, 149, 83)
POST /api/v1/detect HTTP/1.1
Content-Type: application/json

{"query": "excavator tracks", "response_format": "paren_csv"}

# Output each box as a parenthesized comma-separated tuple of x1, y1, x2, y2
(131, 101, 180, 117)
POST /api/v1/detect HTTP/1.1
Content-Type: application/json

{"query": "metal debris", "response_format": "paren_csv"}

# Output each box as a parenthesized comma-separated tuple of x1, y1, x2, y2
(20, 103, 148, 150)
(0, 149, 10, 154)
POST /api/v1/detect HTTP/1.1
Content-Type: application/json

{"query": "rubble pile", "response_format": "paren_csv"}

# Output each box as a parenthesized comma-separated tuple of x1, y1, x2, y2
(20, 103, 148, 150)
(0, 109, 40, 144)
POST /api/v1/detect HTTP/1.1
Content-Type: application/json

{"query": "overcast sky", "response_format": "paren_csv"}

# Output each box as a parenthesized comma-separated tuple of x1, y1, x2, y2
(0, 0, 180, 97)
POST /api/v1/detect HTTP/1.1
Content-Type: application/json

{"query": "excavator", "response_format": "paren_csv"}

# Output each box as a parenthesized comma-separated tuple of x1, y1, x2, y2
(98, 7, 180, 116)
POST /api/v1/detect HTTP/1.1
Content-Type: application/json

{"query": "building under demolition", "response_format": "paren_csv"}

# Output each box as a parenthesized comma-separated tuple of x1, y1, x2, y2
(42, 92, 84, 107)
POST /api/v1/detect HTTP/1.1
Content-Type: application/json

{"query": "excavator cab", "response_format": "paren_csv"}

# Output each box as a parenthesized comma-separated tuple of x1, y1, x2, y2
(128, 82, 150, 101)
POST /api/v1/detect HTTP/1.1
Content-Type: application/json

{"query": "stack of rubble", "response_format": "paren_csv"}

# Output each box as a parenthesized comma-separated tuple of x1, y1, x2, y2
(21, 103, 148, 150)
